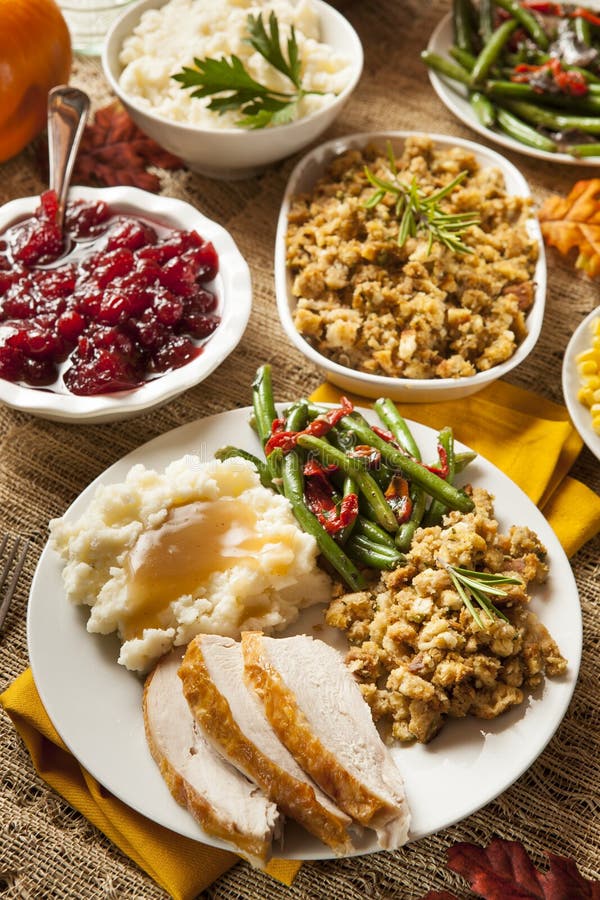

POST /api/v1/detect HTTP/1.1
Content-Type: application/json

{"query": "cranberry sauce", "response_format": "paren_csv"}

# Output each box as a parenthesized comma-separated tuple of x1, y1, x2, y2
(0, 191, 221, 396)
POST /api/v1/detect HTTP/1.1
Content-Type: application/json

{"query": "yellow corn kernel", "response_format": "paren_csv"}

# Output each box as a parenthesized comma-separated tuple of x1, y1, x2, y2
(578, 360, 597, 376)
(576, 349, 598, 364)
(591, 403, 600, 414)
(585, 375, 600, 390)
(578, 387, 594, 406)
(592, 417, 600, 435)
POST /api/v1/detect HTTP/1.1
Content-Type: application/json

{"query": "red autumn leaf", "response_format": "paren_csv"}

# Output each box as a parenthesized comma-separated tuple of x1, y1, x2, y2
(38, 102, 183, 192)
(425, 838, 600, 900)
(538, 179, 600, 278)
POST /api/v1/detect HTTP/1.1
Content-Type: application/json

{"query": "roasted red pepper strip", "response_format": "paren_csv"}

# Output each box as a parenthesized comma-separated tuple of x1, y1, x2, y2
(303, 458, 338, 478)
(372, 424, 395, 443)
(572, 7, 600, 26)
(521, 1, 563, 12)
(384, 474, 412, 524)
(512, 59, 588, 96)
(322, 493, 360, 534)
(522, 1, 600, 25)
(265, 397, 354, 456)
(423, 446, 449, 479)
(303, 460, 359, 534)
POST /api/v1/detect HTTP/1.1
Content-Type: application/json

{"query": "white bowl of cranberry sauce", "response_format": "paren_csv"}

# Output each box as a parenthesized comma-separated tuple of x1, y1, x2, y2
(0, 186, 251, 423)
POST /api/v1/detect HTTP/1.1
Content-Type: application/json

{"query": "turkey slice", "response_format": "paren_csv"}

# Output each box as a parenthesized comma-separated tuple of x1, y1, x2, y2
(143, 648, 280, 868)
(179, 635, 354, 855)
(242, 632, 411, 850)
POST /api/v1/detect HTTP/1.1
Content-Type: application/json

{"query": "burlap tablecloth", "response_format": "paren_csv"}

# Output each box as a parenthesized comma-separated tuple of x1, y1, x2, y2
(1, 1, 599, 896)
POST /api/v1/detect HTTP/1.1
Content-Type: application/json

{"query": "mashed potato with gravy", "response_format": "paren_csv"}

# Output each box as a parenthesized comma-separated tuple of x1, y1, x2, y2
(50, 456, 331, 672)
(118, 0, 352, 128)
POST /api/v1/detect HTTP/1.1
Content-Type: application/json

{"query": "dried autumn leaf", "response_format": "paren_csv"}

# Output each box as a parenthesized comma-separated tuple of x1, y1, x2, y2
(38, 102, 183, 192)
(422, 838, 600, 900)
(538, 178, 600, 278)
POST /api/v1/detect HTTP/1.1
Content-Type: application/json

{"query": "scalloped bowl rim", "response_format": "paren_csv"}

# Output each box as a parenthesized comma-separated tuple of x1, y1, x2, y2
(275, 130, 547, 401)
(0, 186, 252, 422)
(102, 0, 364, 139)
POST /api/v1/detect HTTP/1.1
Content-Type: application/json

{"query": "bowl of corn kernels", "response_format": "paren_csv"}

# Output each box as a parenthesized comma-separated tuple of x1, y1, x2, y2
(562, 307, 600, 461)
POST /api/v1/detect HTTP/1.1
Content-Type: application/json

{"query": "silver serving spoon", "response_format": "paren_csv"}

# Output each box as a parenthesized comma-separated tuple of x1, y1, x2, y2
(47, 85, 90, 234)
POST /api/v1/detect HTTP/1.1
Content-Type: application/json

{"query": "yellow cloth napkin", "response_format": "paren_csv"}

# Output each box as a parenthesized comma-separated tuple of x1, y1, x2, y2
(0, 668, 300, 899)
(2, 379, 599, 900)
(311, 380, 600, 557)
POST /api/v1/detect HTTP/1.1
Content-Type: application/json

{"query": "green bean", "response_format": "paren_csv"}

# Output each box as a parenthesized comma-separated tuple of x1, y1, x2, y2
(339, 475, 359, 545)
(495, 106, 558, 152)
(479, 0, 495, 44)
(337, 414, 474, 513)
(286, 400, 308, 432)
(296, 434, 399, 532)
(503, 52, 600, 82)
(470, 18, 518, 85)
(453, 0, 476, 53)
(454, 450, 477, 474)
(422, 427, 456, 527)
(486, 80, 600, 113)
(420, 50, 472, 86)
(215, 446, 273, 489)
(252, 365, 277, 446)
(492, 0, 549, 49)
(354, 516, 397, 549)
(571, 65, 600, 85)
(395, 485, 427, 551)
(575, 15, 591, 47)
(346, 535, 405, 571)
(567, 142, 600, 158)
(325, 427, 395, 490)
(502, 98, 600, 134)
(266, 446, 285, 487)
(373, 398, 421, 459)
(282, 451, 365, 591)
(450, 45, 477, 71)
(470, 90, 496, 127)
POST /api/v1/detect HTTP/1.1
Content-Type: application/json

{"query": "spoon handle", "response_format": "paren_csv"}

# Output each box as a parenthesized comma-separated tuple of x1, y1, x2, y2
(47, 86, 90, 231)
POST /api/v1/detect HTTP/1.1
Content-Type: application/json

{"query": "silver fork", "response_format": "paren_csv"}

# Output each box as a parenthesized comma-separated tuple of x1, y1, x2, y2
(0, 536, 30, 631)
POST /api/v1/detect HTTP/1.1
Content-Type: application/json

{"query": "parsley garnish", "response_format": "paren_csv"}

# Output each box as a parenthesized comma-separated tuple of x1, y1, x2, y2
(363, 142, 480, 254)
(173, 12, 325, 129)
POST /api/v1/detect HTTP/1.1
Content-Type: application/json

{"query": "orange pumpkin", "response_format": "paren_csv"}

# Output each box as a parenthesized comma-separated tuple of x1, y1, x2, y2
(0, 0, 72, 164)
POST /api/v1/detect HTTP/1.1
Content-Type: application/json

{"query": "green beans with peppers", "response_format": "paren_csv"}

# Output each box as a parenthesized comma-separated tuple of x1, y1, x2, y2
(423, 1, 600, 157)
(222, 368, 478, 590)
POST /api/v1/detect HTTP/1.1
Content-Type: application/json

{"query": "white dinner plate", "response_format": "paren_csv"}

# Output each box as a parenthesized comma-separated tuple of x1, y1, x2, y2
(27, 405, 582, 860)
(562, 306, 600, 461)
(427, 12, 600, 167)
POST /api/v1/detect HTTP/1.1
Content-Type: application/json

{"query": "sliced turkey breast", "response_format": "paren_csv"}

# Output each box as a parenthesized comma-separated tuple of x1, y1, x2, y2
(143, 649, 280, 868)
(179, 635, 354, 855)
(242, 632, 410, 850)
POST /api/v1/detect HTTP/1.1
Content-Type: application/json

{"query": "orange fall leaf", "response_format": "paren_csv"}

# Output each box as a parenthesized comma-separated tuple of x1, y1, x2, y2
(538, 178, 600, 278)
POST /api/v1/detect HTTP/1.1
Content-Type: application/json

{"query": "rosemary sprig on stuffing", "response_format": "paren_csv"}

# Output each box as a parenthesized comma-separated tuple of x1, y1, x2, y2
(438, 559, 523, 629)
(363, 142, 480, 254)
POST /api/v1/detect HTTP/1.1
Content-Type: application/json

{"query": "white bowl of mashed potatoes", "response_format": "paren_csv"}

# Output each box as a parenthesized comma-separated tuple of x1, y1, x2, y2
(50, 455, 331, 672)
(102, 0, 363, 179)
